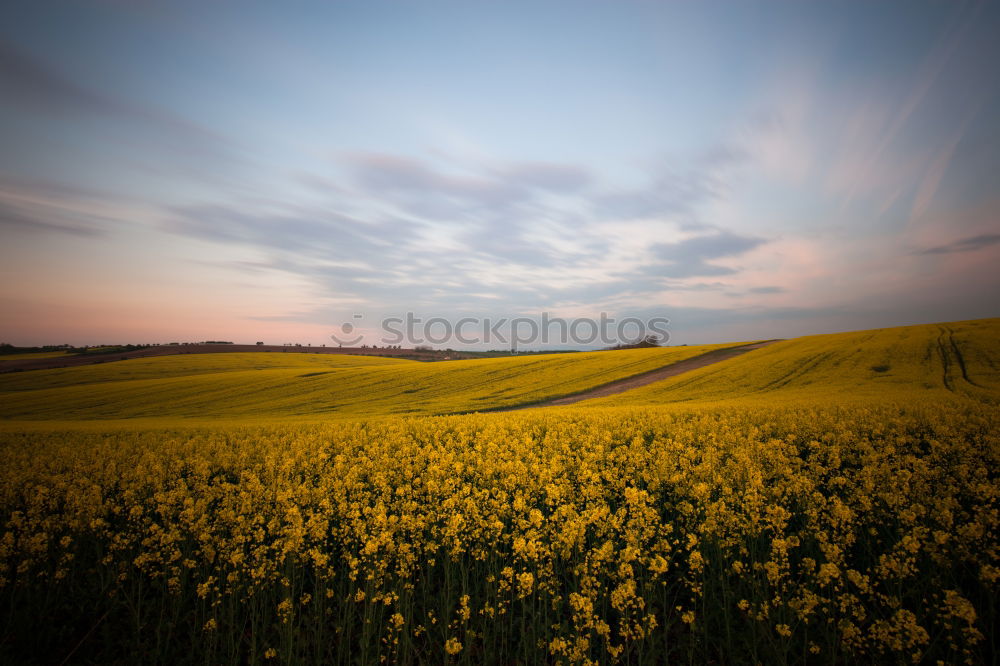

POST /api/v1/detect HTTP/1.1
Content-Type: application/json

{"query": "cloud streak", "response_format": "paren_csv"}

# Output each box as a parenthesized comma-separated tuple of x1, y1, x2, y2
(0, 201, 104, 238)
(917, 234, 1000, 255)
(594, 151, 746, 224)
(0, 174, 124, 238)
(0, 39, 233, 159)
(635, 231, 767, 279)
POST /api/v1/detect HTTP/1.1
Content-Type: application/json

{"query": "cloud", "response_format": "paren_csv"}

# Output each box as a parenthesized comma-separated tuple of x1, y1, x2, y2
(837, 12, 974, 207)
(458, 220, 574, 267)
(346, 152, 527, 210)
(163, 199, 509, 308)
(344, 147, 749, 225)
(635, 230, 767, 279)
(164, 202, 417, 261)
(593, 145, 748, 224)
(0, 40, 115, 115)
(339, 154, 607, 268)
(348, 155, 593, 199)
(154, 146, 773, 319)
(335, 148, 755, 293)
(917, 233, 1000, 255)
(0, 201, 104, 238)
(654, 231, 764, 261)
(0, 39, 232, 157)
(494, 162, 592, 192)
(0, 174, 125, 238)
(909, 97, 981, 221)
(817, 7, 991, 218)
(594, 169, 722, 222)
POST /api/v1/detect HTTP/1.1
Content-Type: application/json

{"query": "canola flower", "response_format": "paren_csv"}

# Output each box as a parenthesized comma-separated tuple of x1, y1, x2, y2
(1, 400, 997, 664)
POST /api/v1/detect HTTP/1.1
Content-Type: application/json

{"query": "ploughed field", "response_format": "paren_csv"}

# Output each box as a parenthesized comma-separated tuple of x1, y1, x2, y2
(1, 319, 997, 664)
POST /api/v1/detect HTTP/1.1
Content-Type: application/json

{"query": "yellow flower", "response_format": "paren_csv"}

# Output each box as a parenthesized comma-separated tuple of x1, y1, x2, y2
(517, 572, 534, 597)
(277, 598, 293, 622)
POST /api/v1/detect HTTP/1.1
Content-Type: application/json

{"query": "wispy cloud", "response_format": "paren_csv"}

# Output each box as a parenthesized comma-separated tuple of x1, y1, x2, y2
(156, 147, 773, 321)
(493, 162, 593, 193)
(0, 201, 104, 238)
(594, 149, 747, 224)
(0, 173, 133, 238)
(346, 153, 528, 211)
(635, 231, 767, 279)
(909, 98, 982, 221)
(917, 234, 1000, 255)
(838, 10, 976, 207)
(0, 39, 233, 158)
(163, 201, 424, 270)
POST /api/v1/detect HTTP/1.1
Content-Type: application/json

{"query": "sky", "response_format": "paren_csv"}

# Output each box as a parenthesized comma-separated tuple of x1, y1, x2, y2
(1, 0, 999, 348)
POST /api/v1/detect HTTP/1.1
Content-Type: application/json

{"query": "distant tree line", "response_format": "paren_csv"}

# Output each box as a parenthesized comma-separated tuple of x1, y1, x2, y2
(75, 344, 152, 355)
(0, 343, 74, 355)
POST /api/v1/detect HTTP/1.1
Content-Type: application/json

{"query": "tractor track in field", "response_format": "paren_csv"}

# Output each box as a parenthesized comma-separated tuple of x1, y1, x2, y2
(945, 327, 981, 387)
(938, 325, 982, 389)
(495, 340, 779, 411)
(936, 328, 954, 391)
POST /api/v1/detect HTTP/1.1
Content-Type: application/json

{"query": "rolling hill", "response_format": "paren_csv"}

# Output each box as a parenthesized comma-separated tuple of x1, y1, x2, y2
(586, 318, 1000, 408)
(0, 343, 735, 424)
(2, 319, 997, 427)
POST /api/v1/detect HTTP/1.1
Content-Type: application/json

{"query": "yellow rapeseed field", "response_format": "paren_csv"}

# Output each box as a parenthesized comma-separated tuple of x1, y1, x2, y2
(0, 320, 997, 664)
(0, 350, 70, 362)
(0, 343, 732, 424)
(591, 318, 1000, 408)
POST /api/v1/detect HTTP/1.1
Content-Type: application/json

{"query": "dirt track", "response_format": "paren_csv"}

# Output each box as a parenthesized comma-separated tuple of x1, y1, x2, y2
(501, 341, 778, 409)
